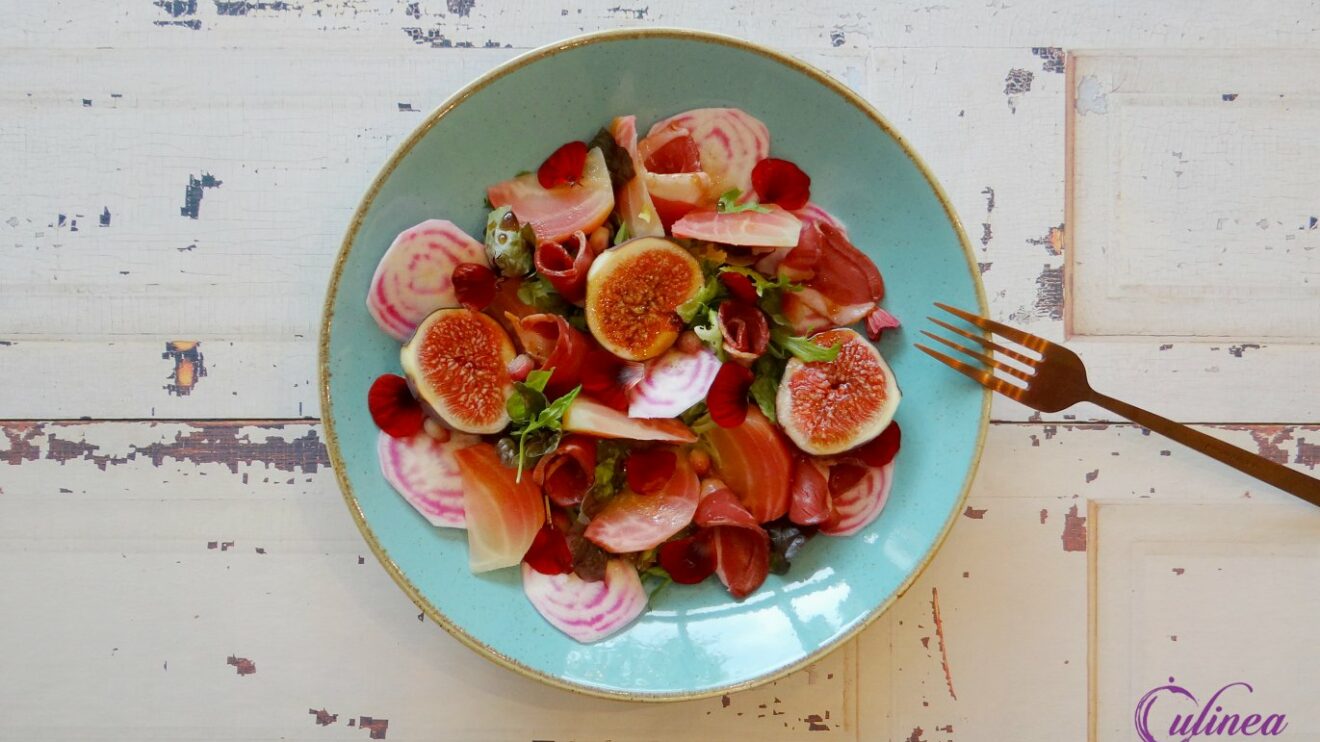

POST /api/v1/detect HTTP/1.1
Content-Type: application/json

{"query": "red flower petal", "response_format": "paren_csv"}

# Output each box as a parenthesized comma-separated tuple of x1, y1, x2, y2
(523, 522, 574, 575)
(367, 373, 424, 438)
(707, 362, 754, 428)
(451, 262, 497, 311)
(751, 158, 811, 211)
(658, 532, 716, 584)
(580, 346, 644, 411)
(537, 140, 589, 189)
(851, 421, 902, 468)
(625, 448, 677, 495)
(718, 271, 759, 305)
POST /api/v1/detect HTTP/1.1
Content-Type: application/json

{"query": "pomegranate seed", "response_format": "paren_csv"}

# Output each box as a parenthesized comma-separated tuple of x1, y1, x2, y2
(706, 362, 754, 428)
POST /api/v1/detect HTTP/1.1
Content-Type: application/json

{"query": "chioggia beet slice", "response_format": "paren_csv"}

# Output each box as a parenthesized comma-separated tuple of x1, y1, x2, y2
(521, 559, 647, 643)
(377, 428, 479, 528)
(367, 219, 490, 341)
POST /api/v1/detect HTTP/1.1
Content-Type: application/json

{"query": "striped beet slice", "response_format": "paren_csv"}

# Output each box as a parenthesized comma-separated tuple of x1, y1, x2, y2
(366, 219, 489, 342)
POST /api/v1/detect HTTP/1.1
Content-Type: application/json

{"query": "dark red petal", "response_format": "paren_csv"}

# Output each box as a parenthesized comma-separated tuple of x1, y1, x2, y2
(367, 373, 424, 438)
(625, 448, 677, 495)
(851, 421, 902, 468)
(658, 532, 716, 584)
(580, 345, 642, 411)
(828, 462, 869, 497)
(718, 271, 760, 305)
(451, 262, 497, 311)
(644, 134, 702, 174)
(751, 158, 811, 211)
(537, 140, 589, 189)
(524, 522, 574, 575)
(707, 362, 754, 428)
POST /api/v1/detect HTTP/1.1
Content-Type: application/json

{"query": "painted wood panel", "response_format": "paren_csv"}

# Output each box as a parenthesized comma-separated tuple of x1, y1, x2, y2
(3, 420, 1317, 739)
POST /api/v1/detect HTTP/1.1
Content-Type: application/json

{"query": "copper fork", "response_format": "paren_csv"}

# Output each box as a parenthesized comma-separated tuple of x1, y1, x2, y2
(916, 302, 1320, 507)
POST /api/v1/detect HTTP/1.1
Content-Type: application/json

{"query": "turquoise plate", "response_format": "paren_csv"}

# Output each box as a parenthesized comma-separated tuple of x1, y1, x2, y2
(320, 28, 987, 701)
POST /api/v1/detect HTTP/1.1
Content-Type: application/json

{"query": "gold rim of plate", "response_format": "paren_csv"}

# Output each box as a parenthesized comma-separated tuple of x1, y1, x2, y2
(317, 27, 990, 703)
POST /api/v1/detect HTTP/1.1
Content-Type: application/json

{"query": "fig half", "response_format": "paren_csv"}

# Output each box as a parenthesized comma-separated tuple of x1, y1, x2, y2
(401, 307, 516, 435)
(776, 328, 900, 456)
(584, 237, 703, 361)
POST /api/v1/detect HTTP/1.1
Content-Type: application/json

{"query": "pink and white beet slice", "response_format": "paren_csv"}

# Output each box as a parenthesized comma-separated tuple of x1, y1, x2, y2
(366, 219, 490, 341)
(521, 559, 647, 643)
(627, 348, 722, 419)
(376, 428, 478, 528)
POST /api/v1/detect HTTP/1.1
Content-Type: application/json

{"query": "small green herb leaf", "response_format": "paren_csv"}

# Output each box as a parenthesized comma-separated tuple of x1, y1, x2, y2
(517, 274, 571, 314)
(772, 328, 842, 363)
(716, 189, 771, 214)
(693, 308, 725, 359)
(748, 355, 786, 423)
(524, 369, 552, 394)
(677, 274, 722, 324)
(613, 219, 630, 246)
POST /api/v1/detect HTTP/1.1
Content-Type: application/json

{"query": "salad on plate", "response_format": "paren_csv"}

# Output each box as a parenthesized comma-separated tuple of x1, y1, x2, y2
(364, 107, 903, 643)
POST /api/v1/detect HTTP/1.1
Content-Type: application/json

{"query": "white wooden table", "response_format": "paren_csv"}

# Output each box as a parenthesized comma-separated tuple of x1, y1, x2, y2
(3, 2, 1319, 740)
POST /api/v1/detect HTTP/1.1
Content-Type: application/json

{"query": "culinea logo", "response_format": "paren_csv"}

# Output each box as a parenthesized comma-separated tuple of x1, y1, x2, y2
(1135, 678, 1288, 741)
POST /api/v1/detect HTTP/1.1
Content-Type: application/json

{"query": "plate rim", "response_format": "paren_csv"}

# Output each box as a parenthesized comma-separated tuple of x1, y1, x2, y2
(317, 26, 990, 703)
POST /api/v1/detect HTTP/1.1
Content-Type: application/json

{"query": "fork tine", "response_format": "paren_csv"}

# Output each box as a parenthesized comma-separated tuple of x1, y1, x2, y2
(915, 344, 1025, 400)
(933, 302, 1049, 353)
(919, 330, 1034, 381)
(927, 316, 1037, 366)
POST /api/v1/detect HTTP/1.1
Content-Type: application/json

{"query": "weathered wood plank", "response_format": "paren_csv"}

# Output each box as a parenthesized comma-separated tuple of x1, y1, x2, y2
(3, 0, 1317, 51)
(2, 420, 1317, 738)
(0, 420, 853, 740)
(5, 37, 1313, 422)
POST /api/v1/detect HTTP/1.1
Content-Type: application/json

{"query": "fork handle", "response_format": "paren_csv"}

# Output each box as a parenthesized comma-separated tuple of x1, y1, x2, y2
(1088, 391, 1320, 507)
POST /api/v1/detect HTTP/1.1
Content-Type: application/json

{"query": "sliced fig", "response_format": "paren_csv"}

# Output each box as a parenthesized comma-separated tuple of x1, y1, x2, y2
(584, 237, 703, 361)
(400, 308, 516, 435)
(776, 328, 900, 456)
